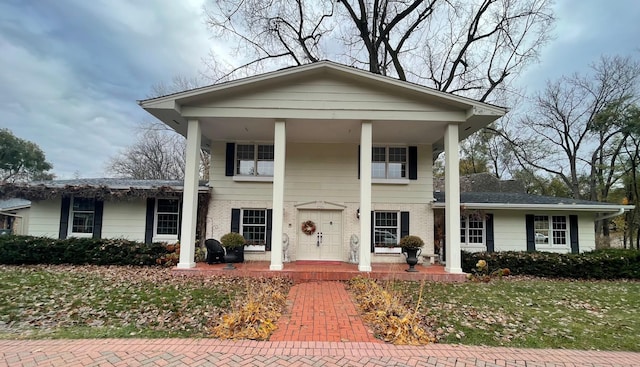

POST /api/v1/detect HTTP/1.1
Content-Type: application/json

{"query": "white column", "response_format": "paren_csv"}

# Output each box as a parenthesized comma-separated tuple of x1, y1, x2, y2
(444, 123, 463, 273)
(270, 120, 286, 270)
(177, 119, 202, 269)
(359, 121, 373, 272)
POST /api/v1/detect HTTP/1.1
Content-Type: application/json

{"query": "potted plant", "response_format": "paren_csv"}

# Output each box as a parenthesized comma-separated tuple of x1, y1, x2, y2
(220, 232, 246, 267)
(399, 235, 424, 272)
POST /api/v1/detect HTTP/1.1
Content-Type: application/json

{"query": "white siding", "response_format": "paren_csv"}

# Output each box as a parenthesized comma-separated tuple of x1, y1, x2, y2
(210, 142, 433, 204)
(28, 199, 61, 238)
(101, 200, 146, 242)
(492, 210, 596, 253)
(194, 76, 454, 115)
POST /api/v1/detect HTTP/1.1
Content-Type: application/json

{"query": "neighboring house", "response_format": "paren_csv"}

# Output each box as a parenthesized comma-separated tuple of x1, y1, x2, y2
(0, 198, 31, 235)
(139, 60, 509, 273)
(0, 179, 209, 244)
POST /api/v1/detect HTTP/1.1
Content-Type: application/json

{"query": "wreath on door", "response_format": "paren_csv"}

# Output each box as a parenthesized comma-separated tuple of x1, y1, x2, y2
(301, 220, 316, 236)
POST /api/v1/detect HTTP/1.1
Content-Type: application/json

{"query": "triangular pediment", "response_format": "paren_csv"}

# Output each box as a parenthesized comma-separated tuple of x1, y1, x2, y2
(294, 200, 347, 211)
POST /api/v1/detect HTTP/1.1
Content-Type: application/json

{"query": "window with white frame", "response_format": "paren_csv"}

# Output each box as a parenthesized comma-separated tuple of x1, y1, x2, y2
(156, 199, 180, 236)
(372, 147, 407, 179)
(460, 214, 485, 246)
(236, 144, 274, 176)
(242, 209, 267, 248)
(534, 215, 567, 246)
(70, 197, 95, 236)
(373, 211, 399, 247)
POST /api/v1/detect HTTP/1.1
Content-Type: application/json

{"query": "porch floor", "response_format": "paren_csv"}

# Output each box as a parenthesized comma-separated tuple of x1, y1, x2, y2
(173, 261, 467, 282)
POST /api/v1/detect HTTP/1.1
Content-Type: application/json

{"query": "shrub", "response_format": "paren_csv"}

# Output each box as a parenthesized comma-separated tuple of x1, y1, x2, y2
(220, 232, 246, 249)
(462, 249, 640, 279)
(399, 235, 424, 250)
(0, 235, 168, 266)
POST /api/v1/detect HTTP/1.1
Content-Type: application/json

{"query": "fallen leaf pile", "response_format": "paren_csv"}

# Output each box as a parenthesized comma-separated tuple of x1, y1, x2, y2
(347, 277, 436, 345)
(210, 277, 291, 340)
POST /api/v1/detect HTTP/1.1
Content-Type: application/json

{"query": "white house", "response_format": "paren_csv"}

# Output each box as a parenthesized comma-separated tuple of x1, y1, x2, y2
(138, 60, 506, 273)
(4, 62, 631, 274)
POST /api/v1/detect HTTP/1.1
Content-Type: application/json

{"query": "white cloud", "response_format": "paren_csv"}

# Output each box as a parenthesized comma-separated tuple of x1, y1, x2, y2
(0, 0, 213, 179)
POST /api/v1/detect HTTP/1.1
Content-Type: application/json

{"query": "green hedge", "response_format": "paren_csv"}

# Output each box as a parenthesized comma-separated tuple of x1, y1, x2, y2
(0, 235, 168, 266)
(462, 249, 640, 279)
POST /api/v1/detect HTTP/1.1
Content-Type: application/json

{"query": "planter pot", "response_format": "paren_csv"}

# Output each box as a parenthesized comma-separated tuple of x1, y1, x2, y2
(223, 247, 245, 263)
(402, 247, 422, 272)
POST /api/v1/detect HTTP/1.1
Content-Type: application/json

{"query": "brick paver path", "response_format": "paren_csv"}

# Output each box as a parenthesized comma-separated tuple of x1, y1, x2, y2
(270, 281, 379, 342)
(2, 339, 639, 366)
(2, 281, 640, 366)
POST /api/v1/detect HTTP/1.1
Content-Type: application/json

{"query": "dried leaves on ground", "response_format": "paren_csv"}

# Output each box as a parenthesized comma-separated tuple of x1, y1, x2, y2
(396, 276, 640, 351)
(347, 277, 435, 345)
(210, 277, 291, 340)
(0, 265, 290, 339)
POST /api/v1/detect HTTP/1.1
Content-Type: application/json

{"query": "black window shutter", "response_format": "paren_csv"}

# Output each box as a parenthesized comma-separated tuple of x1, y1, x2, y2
(400, 211, 410, 238)
(231, 208, 241, 233)
(357, 145, 361, 179)
(408, 146, 418, 180)
(265, 209, 273, 251)
(58, 197, 71, 239)
(144, 198, 155, 244)
(569, 215, 579, 254)
(370, 211, 375, 252)
(92, 200, 104, 239)
(485, 213, 494, 253)
(525, 214, 535, 252)
(225, 143, 235, 177)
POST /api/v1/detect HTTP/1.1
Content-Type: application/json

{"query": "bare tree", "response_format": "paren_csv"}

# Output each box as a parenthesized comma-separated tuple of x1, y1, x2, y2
(107, 124, 186, 180)
(507, 55, 640, 200)
(204, 0, 554, 102)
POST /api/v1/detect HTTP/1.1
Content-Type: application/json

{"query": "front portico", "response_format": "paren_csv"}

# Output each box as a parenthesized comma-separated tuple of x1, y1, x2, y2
(139, 61, 506, 274)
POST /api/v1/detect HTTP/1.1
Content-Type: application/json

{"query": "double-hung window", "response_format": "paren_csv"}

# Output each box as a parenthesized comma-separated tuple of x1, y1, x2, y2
(156, 198, 180, 237)
(241, 209, 267, 250)
(372, 147, 407, 179)
(70, 197, 95, 236)
(460, 214, 485, 247)
(373, 211, 399, 247)
(236, 144, 274, 176)
(534, 215, 567, 246)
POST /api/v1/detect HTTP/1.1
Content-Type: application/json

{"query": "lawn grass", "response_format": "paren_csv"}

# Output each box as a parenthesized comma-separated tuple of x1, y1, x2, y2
(0, 265, 241, 339)
(394, 278, 640, 351)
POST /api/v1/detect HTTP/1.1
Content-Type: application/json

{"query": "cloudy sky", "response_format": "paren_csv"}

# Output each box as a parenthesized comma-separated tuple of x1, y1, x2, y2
(1, 0, 639, 179)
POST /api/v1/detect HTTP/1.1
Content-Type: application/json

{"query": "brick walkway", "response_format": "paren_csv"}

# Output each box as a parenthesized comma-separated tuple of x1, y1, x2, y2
(2, 339, 639, 366)
(2, 281, 640, 366)
(270, 281, 379, 342)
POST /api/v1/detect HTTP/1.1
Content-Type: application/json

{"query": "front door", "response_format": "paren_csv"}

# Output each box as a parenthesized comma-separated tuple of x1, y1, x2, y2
(297, 210, 343, 261)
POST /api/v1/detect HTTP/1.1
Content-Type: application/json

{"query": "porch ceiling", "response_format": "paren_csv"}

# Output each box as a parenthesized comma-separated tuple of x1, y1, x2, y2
(198, 117, 449, 145)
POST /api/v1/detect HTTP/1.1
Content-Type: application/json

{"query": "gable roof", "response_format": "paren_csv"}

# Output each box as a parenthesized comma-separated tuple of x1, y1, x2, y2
(141, 61, 506, 113)
(139, 61, 507, 152)
(432, 192, 634, 213)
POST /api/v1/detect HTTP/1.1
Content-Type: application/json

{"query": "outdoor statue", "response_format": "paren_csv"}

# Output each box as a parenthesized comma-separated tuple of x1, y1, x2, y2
(282, 233, 290, 262)
(349, 234, 359, 263)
